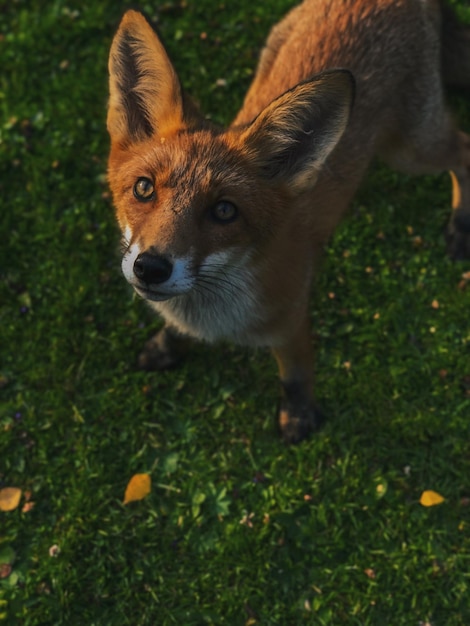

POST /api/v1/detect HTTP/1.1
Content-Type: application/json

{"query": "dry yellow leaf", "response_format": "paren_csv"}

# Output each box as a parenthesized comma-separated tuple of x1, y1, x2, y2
(123, 473, 151, 504)
(420, 490, 445, 507)
(0, 488, 22, 512)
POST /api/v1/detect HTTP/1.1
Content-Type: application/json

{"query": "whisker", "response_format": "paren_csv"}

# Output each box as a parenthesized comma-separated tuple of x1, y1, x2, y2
(197, 274, 242, 293)
(192, 281, 220, 301)
(196, 274, 260, 312)
(197, 275, 249, 300)
(120, 237, 131, 254)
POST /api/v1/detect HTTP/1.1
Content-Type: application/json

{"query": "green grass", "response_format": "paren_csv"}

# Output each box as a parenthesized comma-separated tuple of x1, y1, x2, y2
(1, 1, 470, 624)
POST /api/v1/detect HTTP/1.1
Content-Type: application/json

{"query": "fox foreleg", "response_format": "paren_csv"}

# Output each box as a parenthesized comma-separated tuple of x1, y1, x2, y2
(272, 316, 324, 444)
(138, 325, 190, 371)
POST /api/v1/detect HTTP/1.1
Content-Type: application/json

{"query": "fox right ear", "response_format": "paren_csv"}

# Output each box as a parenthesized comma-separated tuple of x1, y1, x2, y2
(240, 70, 355, 194)
(107, 11, 186, 144)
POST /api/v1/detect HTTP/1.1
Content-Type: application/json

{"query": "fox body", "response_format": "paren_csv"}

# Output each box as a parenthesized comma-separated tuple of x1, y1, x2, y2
(107, 0, 470, 442)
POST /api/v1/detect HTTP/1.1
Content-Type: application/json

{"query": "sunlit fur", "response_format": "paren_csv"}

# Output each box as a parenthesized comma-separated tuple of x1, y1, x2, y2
(107, 1, 470, 442)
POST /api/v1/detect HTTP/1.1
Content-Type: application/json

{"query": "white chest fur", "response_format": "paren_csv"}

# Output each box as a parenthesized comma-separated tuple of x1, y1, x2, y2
(152, 250, 266, 345)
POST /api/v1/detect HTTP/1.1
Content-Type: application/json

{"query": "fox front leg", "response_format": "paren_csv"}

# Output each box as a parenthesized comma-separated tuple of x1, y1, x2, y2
(272, 317, 325, 444)
(138, 325, 190, 371)
(278, 379, 326, 444)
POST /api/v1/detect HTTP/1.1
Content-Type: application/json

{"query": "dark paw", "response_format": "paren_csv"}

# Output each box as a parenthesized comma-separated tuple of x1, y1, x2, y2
(446, 211, 470, 260)
(446, 230, 470, 260)
(278, 401, 325, 444)
(138, 327, 188, 371)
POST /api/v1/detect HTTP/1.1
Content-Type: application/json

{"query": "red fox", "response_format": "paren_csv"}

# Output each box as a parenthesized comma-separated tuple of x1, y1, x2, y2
(107, 0, 470, 443)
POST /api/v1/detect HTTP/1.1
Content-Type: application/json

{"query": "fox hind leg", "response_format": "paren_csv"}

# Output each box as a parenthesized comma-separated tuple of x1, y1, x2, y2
(447, 132, 470, 260)
(382, 104, 470, 260)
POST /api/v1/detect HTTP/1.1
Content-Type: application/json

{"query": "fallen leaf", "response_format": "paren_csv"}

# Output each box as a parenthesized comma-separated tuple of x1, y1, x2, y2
(240, 511, 255, 527)
(22, 502, 35, 513)
(458, 271, 470, 290)
(420, 490, 445, 507)
(49, 545, 60, 558)
(376, 483, 387, 497)
(123, 473, 151, 504)
(0, 488, 22, 512)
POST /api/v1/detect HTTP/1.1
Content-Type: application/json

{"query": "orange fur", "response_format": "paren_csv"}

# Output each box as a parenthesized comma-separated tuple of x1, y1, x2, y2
(107, 1, 470, 443)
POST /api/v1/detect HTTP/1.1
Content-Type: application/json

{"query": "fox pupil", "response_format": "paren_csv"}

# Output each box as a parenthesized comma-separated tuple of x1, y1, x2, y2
(134, 177, 155, 201)
(211, 200, 238, 223)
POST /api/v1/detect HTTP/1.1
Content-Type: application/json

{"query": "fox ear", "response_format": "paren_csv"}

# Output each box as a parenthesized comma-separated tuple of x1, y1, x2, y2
(108, 10, 187, 144)
(241, 70, 355, 193)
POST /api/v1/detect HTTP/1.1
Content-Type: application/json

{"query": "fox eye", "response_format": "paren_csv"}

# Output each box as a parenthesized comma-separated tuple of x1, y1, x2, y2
(211, 200, 238, 223)
(133, 177, 155, 202)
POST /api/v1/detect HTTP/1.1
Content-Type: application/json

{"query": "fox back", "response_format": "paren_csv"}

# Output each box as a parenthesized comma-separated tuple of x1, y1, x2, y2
(107, 0, 470, 443)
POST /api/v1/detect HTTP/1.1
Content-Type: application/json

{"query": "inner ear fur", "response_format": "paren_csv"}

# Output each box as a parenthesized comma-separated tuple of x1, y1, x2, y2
(108, 10, 189, 144)
(240, 70, 355, 192)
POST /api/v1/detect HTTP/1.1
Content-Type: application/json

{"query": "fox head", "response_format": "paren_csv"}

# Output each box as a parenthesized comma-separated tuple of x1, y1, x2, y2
(107, 11, 354, 343)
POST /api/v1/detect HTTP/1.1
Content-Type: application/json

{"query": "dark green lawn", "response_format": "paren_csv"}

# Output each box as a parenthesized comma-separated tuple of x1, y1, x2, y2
(1, 1, 469, 624)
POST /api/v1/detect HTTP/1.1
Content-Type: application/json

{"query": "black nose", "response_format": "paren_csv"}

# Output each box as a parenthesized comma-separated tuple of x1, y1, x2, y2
(134, 252, 173, 284)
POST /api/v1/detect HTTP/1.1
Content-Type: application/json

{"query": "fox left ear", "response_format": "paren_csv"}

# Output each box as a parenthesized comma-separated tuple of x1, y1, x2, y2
(240, 70, 355, 193)
(108, 10, 190, 144)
